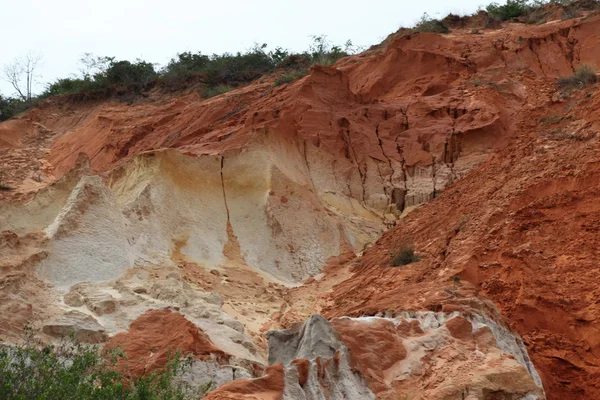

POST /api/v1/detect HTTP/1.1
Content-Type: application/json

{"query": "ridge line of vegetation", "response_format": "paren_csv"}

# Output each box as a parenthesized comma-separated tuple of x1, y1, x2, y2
(2, 0, 599, 121)
(0, 36, 359, 121)
(386, 0, 600, 45)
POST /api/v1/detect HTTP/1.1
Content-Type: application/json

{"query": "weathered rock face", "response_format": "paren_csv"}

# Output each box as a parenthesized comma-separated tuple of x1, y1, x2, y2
(42, 310, 108, 343)
(208, 313, 545, 400)
(105, 310, 227, 372)
(1, 9, 600, 400)
(267, 314, 376, 400)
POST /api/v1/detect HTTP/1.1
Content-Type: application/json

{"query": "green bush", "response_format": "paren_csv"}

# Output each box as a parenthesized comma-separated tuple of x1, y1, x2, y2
(201, 84, 234, 98)
(274, 70, 308, 86)
(41, 58, 157, 98)
(486, 0, 531, 20)
(307, 35, 351, 66)
(164, 44, 279, 87)
(0, 95, 32, 121)
(0, 37, 360, 119)
(42, 77, 100, 98)
(163, 37, 352, 88)
(413, 13, 450, 34)
(0, 95, 17, 121)
(561, 5, 582, 19)
(391, 244, 421, 267)
(103, 59, 157, 86)
(558, 64, 598, 91)
(0, 330, 208, 400)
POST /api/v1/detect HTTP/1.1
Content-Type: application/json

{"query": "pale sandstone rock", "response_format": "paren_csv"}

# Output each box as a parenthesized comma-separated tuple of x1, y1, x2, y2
(42, 310, 108, 343)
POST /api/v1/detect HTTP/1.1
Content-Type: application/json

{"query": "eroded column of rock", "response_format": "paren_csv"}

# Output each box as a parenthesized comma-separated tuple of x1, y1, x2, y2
(207, 313, 545, 400)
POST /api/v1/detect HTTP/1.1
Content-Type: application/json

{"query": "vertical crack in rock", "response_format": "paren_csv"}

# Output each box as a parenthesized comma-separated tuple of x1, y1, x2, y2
(400, 105, 410, 130)
(431, 155, 437, 198)
(220, 155, 243, 261)
(345, 127, 367, 203)
(396, 143, 408, 213)
(220, 156, 230, 223)
(302, 139, 317, 190)
(375, 122, 396, 190)
(528, 39, 546, 75)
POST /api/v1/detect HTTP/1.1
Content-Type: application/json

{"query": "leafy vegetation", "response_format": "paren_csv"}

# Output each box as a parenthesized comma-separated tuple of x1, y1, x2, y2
(486, 0, 531, 21)
(391, 244, 421, 267)
(0, 330, 209, 400)
(41, 56, 158, 98)
(0, 94, 30, 122)
(485, 0, 600, 22)
(5, 1, 597, 119)
(164, 44, 276, 87)
(274, 70, 308, 86)
(201, 84, 234, 99)
(413, 13, 450, 34)
(0, 36, 359, 120)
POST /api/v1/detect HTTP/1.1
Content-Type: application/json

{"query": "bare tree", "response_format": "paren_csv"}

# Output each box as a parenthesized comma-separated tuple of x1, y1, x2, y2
(2, 51, 43, 103)
(78, 53, 111, 80)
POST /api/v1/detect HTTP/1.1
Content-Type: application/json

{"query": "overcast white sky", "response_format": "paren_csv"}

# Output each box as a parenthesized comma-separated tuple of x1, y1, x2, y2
(1, 0, 486, 96)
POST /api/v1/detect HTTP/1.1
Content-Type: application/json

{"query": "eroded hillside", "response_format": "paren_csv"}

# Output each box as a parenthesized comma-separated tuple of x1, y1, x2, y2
(1, 8, 600, 400)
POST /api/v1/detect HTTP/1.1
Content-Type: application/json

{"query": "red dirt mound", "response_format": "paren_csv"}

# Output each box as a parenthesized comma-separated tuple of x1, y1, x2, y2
(105, 309, 228, 376)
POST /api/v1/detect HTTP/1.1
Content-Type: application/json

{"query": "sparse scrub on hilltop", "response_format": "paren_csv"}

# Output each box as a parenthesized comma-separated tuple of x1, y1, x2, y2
(0, 36, 359, 119)
(274, 70, 308, 86)
(42, 56, 158, 99)
(162, 36, 354, 89)
(486, 0, 532, 21)
(164, 44, 276, 87)
(200, 84, 234, 99)
(485, 0, 600, 23)
(307, 35, 356, 66)
(413, 13, 450, 34)
(0, 94, 30, 122)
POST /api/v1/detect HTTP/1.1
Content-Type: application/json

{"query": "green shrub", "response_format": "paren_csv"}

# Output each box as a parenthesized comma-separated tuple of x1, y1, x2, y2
(274, 70, 308, 86)
(0, 95, 25, 121)
(561, 5, 582, 19)
(307, 35, 352, 66)
(201, 84, 234, 99)
(0, 330, 208, 400)
(1, 37, 359, 111)
(164, 44, 279, 86)
(41, 77, 100, 97)
(391, 244, 421, 267)
(103, 59, 157, 86)
(413, 13, 450, 34)
(558, 64, 598, 91)
(486, 0, 531, 20)
(41, 58, 157, 98)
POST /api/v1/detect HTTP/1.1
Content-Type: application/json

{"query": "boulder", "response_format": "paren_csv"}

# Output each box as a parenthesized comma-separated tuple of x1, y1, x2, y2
(42, 310, 108, 343)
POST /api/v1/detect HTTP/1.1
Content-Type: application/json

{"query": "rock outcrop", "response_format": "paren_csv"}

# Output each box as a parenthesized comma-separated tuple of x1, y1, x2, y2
(42, 310, 108, 343)
(208, 313, 544, 399)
